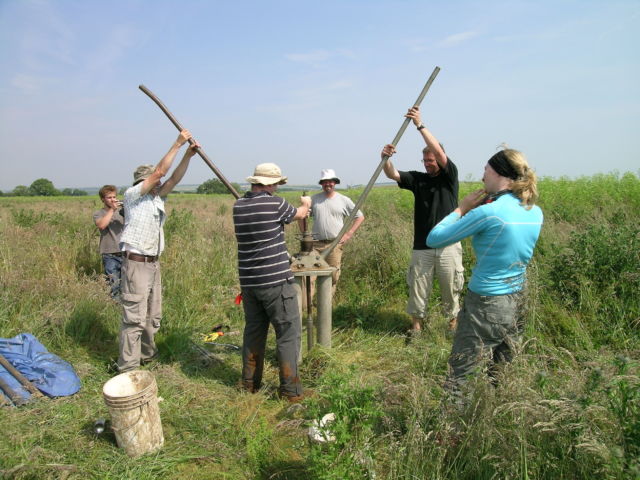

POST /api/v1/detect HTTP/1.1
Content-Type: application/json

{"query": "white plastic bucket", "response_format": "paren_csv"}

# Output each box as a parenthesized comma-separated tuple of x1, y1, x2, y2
(103, 370, 164, 457)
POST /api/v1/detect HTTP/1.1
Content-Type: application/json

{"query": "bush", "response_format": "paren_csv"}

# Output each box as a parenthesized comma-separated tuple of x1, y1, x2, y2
(61, 188, 88, 196)
(11, 185, 31, 196)
(197, 178, 242, 195)
(549, 223, 640, 336)
(29, 178, 60, 196)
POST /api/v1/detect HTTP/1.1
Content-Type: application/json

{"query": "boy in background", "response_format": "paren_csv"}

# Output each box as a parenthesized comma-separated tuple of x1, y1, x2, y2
(93, 185, 124, 300)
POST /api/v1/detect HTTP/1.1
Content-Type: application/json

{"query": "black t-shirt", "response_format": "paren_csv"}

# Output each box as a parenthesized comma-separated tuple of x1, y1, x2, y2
(398, 158, 459, 250)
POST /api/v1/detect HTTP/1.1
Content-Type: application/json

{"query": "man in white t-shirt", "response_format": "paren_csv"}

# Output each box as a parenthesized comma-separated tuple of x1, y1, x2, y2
(300, 169, 364, 296)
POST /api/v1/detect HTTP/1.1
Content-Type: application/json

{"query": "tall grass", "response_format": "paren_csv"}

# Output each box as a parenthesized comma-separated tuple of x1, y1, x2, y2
(0, 173, 638, 479)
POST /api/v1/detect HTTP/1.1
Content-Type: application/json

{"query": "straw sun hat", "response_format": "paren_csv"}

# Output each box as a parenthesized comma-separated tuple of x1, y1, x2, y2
(246, 163, 288, 185)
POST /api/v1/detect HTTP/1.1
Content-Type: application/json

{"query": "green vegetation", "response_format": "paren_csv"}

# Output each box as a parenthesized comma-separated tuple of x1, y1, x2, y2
(9, 185, 31, 196)
(196, 178, 243, 195)
(3, 178, 87, 197)
(28, 178, 61, 196)
(61, 188, 89, 196)
(0, 173, 638, 479)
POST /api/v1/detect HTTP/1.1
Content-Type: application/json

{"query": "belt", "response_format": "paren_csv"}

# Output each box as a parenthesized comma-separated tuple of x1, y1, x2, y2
(125, 252, 158, 263)
(110, 252, 123, 257)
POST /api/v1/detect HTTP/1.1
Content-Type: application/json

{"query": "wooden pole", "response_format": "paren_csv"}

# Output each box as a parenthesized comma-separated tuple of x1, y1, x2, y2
(138, 85, 241, 199)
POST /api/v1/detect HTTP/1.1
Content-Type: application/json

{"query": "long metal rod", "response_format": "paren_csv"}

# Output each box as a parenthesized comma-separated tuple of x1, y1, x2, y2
(0, 375, 25, 406)
(138, 85, 241, 199)
(305, 277, 314, 350)
(0, 353, 42, 397)
(319, 67, 441, 260)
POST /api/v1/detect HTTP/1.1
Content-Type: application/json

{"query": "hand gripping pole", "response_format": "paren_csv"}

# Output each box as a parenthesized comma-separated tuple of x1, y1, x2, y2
(138, 85, 241, 199)
(319, 66, 441, 260)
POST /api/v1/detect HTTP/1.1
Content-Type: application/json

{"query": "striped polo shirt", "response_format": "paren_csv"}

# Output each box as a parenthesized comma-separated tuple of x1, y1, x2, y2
(233, 191, 297, 288)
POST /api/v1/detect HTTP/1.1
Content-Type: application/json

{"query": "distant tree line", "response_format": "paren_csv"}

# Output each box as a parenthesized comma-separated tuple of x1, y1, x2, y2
(1, 178, 87, 197)
(1, 177, 245, 197)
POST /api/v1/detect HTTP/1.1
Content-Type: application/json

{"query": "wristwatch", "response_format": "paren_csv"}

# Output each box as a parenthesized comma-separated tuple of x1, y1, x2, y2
(417, 123, 426, 130)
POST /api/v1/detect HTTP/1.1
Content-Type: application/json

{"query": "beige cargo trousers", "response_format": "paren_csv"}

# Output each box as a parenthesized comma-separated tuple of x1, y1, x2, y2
(117, 256, 162, 372)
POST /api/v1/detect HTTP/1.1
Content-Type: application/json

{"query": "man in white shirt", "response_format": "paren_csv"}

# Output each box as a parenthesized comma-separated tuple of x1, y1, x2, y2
(301, 169, 364, 296)
(117, 129, 199, 373)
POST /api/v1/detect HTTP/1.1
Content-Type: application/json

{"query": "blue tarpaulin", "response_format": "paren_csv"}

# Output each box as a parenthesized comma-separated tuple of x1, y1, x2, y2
(0, 333, 81, 405)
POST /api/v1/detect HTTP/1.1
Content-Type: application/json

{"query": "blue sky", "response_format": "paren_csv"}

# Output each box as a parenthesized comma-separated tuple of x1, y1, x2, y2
(0, 0, 638, 191)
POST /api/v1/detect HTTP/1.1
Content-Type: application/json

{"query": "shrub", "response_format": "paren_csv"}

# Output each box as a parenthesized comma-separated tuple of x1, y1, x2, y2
(197, 178, 243, 195)
(29, 178, 60, 196)
(11, 185, 31, 196)
(549, 223, 640, 336)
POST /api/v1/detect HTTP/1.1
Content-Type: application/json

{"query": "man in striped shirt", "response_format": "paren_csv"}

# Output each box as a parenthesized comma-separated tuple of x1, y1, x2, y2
(233, 163, 311, 402)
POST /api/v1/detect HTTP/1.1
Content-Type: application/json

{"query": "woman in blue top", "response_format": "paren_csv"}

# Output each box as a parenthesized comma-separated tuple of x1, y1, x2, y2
(427, 148, 543, 394)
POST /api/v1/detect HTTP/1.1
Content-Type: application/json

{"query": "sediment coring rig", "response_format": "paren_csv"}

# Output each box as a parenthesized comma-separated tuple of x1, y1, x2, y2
(138, 66, 441, 355)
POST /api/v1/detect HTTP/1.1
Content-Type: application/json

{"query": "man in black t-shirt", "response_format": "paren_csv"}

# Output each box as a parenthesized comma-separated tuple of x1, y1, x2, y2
(382, 106, 464, 333)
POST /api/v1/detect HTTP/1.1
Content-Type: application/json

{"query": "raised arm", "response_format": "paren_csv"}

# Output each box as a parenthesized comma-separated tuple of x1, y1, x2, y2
(140, 129, 192, 196)
(159, 140, 200, 197)
(381, 144, 401, 182)
(405, 106, 447, 170)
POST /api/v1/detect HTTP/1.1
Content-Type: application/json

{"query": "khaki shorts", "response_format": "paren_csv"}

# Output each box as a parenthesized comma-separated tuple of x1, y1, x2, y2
(406, 242, 464, 320)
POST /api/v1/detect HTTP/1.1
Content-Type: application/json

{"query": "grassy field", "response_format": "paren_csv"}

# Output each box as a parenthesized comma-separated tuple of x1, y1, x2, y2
(0, 173, 638, 479)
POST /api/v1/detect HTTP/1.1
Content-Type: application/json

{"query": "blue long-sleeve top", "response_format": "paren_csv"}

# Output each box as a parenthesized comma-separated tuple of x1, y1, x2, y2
(427, 193, 543, 295)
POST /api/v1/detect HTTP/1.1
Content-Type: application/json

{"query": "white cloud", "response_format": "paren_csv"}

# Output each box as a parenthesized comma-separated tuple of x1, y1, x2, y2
(20, 0, 76, 70)
(258, 78, 354, 112)
(10, 74, 46, 94)
(407, 39, 431, 53)
(85, 25, 137, 76)
(285, 49, 332, 66)
(438, 31, 478, 47)
(292, 79, 353, 98)
(284, 48, 356, 67)
(256, 100, 322, 113)
(325, 80, 353, 91)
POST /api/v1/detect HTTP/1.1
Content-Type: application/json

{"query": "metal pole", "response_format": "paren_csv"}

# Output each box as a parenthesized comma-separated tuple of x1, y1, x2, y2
(316, 275, 332, 347)
(292, 278, 304, 363)
(305, 276, 314, 351)
(320, 67, 441, 260)
(0, 376, 26, 406)
(138, 85, 241, 199)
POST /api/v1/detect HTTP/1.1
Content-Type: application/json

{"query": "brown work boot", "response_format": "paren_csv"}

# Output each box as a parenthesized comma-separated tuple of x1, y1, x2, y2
(239, 380, 261, 394)
(279, 389, 315, 403)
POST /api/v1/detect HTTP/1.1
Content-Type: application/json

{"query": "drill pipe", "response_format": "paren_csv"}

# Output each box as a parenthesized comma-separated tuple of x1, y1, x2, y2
(138, 85, 240, 199)
(0, 353, 42, 397)
(319, 67, 441, 261)
(0, 375, 26, 406)
(299, 191, 315, 349)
